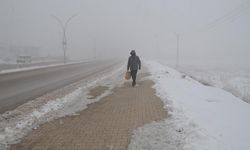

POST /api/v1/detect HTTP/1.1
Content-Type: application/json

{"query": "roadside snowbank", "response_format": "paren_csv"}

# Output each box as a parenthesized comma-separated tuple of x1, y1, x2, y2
(129, 61, 250, 150)
(180, 68, 250, 104)
(0, 60, 86, 74)
(0, 64, 125, 150)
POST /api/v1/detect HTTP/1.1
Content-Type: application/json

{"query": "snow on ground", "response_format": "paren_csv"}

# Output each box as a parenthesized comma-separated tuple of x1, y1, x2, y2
(0, 63, 125, 150)
(179, 67, 250, 104)
(129, 60, 250, 150)
(0, 59, 17, 64)
(0, 60, 84, 74)
(0, 59, 6, 64)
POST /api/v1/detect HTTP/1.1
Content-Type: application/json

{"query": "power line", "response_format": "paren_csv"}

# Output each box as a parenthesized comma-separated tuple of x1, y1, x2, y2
(201, 2, 250, 32)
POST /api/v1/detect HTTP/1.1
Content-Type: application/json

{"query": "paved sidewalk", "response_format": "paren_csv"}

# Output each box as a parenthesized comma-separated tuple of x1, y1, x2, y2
(10, 72, 167, 150)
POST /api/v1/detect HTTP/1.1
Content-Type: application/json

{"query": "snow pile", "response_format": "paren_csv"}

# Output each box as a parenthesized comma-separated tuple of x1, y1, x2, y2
(179, 67, 250, 104)
(0, 64, 125, 150)
(129, 61, 250, 150)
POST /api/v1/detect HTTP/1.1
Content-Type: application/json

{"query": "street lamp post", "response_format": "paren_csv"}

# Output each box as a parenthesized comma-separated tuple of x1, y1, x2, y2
(51, 14, 77, 63)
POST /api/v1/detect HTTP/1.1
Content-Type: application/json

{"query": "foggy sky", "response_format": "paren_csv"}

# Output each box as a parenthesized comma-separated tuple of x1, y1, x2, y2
(0, 0, 250, 65)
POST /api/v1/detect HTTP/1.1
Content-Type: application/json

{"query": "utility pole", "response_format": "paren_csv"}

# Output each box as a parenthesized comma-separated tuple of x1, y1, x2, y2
(51, 14, 77, 63)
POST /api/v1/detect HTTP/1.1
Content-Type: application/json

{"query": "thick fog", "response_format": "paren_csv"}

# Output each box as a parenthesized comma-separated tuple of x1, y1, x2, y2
(0, 0, 250, 67)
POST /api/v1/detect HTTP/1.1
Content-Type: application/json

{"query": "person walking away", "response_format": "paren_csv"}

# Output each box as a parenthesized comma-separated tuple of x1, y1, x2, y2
(127, 50, 141, 87)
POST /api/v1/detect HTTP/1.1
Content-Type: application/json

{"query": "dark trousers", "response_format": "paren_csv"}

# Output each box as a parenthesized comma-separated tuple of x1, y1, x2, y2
(131, 70, 138, 86)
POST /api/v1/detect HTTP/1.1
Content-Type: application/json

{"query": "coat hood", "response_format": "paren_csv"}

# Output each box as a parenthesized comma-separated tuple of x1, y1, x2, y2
(130, 50, 136, 56)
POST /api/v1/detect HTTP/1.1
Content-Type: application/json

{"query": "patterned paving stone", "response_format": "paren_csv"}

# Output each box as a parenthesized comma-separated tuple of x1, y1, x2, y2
(10, 71, 167, 150)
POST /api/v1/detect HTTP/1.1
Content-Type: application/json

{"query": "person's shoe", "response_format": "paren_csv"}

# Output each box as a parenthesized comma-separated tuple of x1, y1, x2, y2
(132, 82, 135, 87)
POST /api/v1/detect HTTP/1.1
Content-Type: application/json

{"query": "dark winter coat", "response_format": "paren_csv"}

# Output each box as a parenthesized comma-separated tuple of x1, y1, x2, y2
(127, 54, 141, 71)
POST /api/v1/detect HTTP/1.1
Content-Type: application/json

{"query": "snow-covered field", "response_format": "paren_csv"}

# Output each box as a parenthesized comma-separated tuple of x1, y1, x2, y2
(179, 66, 250, 104)
(129, 61, 250, 150)
(0, 64, 125, 150)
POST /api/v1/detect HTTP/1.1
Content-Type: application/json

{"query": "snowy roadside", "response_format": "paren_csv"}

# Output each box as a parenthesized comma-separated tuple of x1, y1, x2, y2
(0, 60, 87, 74)
(0, 63, 126, 150)
(129, 60, 250, 150)
(179, 67, 250, 104)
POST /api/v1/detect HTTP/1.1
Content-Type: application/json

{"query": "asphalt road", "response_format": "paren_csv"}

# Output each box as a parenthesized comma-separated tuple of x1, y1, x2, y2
(0, 60, 122, 113)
